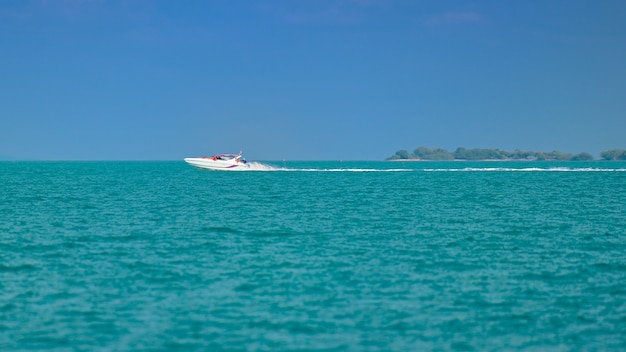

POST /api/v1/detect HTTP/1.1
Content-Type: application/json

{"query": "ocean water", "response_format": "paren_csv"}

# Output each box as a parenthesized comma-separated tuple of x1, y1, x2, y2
(1, 160, 625, 351)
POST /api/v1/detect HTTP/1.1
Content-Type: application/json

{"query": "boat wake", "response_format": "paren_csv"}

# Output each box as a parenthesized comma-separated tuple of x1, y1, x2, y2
(246, 162, 281, 171)
(226, 163, 626, 173)
(281, 168, 412, 172)
(241, 164, 412, 172)
(424, 167, 626, 172)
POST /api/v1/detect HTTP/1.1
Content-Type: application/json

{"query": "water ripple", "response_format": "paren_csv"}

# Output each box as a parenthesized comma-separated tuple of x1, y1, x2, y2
(0, 161, 625, 350)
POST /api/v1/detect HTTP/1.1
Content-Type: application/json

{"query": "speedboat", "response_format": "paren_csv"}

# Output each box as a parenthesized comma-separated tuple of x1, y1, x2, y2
(184, 152, 249, 170)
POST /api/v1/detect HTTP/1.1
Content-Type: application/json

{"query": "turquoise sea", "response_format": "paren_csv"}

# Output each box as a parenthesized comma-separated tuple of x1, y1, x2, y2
(1, 160, 626, 351)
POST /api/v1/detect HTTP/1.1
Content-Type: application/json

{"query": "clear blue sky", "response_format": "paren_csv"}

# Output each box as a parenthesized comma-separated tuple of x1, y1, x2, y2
(1, 0, 624, 160)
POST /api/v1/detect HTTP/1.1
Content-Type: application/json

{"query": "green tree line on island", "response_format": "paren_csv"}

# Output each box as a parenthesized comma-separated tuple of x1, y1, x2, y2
(387, 147, 626, 161)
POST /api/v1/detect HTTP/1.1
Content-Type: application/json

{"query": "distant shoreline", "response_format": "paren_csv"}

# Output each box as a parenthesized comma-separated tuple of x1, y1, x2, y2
(387, 147, 626, 161)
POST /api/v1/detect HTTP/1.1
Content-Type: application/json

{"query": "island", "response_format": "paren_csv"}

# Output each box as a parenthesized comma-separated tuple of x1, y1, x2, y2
(387, 147, 626, 161)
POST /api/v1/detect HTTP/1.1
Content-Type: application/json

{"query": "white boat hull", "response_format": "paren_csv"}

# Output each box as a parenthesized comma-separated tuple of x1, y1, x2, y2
(184, 157, 249, 171)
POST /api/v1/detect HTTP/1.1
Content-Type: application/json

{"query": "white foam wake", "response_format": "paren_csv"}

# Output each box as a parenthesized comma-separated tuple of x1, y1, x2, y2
(238, 164, 626, 173)
(242, 163, 412, 172)
(245, 162, 281, 171)
(424, 167, 626, 172)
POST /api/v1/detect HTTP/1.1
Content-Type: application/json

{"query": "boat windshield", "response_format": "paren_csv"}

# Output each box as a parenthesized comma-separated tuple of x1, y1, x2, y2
(215, 154, 239, 160)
